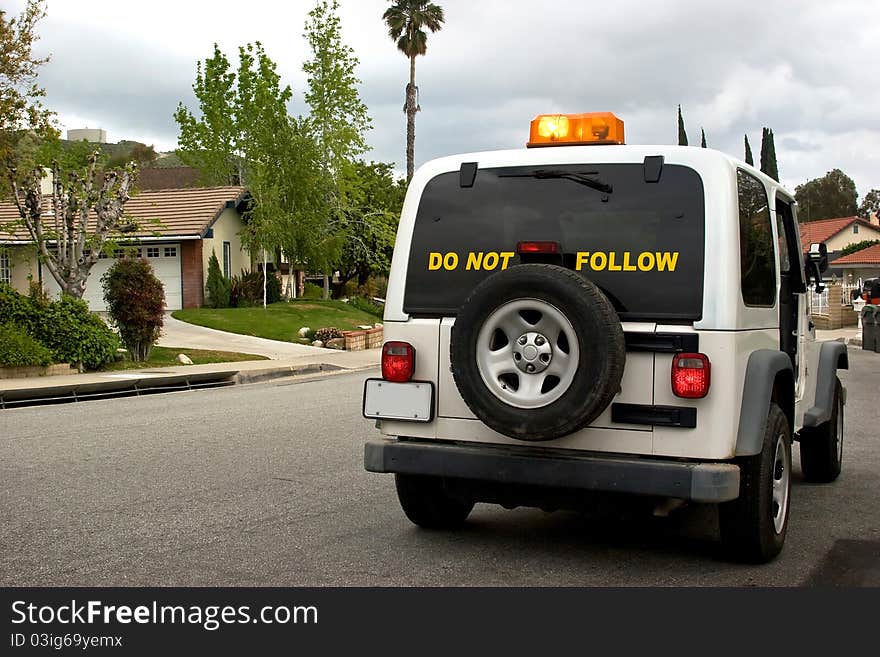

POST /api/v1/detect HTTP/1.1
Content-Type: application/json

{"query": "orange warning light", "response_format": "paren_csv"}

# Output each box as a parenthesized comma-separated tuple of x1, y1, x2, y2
(527, 112, 625, 147)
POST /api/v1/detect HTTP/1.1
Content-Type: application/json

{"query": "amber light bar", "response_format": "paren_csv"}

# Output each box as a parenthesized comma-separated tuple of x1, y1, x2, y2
(527, 112, 625, 147)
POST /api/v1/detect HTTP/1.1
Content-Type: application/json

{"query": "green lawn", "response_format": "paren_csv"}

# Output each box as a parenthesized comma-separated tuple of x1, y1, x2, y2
(101, 346, 267, 371)
(171, 300, 380, 343)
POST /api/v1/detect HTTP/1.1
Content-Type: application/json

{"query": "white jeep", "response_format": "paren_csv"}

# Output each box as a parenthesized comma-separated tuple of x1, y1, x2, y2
(363, 112, 847, 563)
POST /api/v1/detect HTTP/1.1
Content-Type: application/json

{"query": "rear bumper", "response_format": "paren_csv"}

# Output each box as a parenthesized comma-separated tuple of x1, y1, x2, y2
(364, 439, 740, 503)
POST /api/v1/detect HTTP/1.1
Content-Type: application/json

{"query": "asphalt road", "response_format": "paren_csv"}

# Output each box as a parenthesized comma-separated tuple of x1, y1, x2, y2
(2, 348, 878, 586)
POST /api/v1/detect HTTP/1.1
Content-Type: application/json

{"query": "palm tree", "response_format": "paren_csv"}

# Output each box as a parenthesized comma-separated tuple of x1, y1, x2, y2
(383, 1, 445, 181)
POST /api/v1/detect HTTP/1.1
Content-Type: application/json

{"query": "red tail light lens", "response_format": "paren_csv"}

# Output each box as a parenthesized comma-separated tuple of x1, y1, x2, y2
(382, 341, 415, 382)
(516, 240, 560, 254)
(671, 352, 711, 399)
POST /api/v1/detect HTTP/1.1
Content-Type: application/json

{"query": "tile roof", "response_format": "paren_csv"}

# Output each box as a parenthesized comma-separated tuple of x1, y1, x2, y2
(0, 186, 247, 242)
(798, 216, 875, 251)
(832, 243, 880, 266)
(136, 166, 202, 190)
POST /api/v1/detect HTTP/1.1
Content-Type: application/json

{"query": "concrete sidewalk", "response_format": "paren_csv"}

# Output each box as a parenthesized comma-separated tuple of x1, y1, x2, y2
(158, 313, 328, 359)
(0, 347, 380, 406)
(816, 327, 861, 346)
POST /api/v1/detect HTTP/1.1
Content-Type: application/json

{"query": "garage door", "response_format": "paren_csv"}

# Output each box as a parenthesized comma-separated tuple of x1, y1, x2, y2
(43, 244, 183, 311)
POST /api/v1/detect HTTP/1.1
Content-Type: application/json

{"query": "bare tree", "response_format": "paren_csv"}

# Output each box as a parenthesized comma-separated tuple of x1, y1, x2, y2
(8, 152, 137, 298)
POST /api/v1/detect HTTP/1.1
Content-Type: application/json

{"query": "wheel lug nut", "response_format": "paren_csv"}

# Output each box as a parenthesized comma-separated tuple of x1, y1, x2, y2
(518, 336, 527, 345)
(526, 364, 535, 372)
(535, 336, 545, 346)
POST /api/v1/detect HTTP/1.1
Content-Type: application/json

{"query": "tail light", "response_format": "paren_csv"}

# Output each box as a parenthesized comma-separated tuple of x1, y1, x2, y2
(516, 240, 560, 254)
(671, 353, 711, 399)
(382, 341, 415, 382)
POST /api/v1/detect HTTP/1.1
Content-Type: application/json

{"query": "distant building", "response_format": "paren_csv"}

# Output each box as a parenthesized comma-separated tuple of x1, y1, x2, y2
(66, 128, 107, 143)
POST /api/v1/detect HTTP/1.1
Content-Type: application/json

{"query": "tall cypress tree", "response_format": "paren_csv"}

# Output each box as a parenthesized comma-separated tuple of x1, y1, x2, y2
(677, 105, 688, 146)
(700, 128, 707, 148)
(759, 127, 768, 173)
(764, 129, 779, 181)
(744, 134, 754, 165)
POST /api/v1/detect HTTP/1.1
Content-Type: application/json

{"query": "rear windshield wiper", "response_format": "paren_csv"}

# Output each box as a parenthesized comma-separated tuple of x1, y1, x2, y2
(499, 169, 613, 195)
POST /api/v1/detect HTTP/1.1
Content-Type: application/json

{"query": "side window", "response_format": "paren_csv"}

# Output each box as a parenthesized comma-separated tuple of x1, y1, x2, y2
(223, 241, 231, 278)
(0, 250, 11, 285)
(776, 213, 791, 275)
(737, 170, 776, 306)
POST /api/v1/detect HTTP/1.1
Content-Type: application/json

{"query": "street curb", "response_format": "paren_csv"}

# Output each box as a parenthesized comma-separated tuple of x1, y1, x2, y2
(233, 362, 375, 385)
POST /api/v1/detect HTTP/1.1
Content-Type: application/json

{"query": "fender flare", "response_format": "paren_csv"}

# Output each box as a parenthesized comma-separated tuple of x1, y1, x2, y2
(735, 350, 793, 456)
(802, 341, 848, 428)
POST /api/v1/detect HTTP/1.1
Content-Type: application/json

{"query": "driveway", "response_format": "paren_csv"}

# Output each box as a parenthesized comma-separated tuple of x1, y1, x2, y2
(158, 313, 327, 359)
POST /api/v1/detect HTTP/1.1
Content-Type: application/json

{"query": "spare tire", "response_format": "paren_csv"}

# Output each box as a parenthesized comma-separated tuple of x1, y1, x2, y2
(450, 264, 625, 441)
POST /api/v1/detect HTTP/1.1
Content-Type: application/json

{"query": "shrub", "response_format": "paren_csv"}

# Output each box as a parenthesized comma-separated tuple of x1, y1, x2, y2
(230, 269, 282, 307)
(102, 258, 165, 362)
(301, 282, 323, 299)
(0, 281, 38, 329)
(314, 327, 343, 343)
(0, 323, 53, 368)
(1, 283, 118, 370)
(347, 295, 383, 318)
(205, 251, 232, 308)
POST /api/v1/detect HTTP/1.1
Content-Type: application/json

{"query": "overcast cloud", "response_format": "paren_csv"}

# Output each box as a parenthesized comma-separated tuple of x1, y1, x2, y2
(10, 0, 880, 195)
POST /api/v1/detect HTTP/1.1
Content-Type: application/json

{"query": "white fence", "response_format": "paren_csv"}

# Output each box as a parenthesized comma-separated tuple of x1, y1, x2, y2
(809, 282, 861, 315)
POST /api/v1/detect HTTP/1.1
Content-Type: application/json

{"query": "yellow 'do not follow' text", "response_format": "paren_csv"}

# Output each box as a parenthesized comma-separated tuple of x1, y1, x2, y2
(426, 251, 679, 272)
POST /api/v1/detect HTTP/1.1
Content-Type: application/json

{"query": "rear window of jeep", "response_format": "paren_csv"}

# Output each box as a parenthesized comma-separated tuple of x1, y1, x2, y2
(404, 163, 705, 321)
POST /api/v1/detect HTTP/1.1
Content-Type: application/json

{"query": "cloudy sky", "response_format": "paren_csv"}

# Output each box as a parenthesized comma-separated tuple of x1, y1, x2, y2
(10, 0, 880, 195)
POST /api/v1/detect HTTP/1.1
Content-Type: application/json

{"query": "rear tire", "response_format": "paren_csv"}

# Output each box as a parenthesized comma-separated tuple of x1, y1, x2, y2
(800, 378, 843, 483)
(395, 474, 474, 529)
(719, 403, 791, 563)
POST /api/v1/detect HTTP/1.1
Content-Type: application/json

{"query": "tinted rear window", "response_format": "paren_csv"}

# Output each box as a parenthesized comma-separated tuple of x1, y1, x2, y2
(404, 163, 705, 321)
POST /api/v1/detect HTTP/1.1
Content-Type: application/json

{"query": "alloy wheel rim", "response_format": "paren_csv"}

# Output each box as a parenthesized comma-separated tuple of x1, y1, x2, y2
(475, 298, 579, 409)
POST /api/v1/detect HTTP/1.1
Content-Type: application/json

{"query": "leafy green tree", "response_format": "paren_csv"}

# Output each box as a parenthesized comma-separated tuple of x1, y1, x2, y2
(175, 41, 304, 306)
(331, 161, 405, 297)
(744, 135, 754, 166)
(383, 1, 445, 181)
(700, 128, 707, 148)
(102, 257, 164, 362)
(303, 0, 372, 298)
(174, 45, 239, 185)
(174, 42, 291, 187)
(677, 105, 688, 146)
(858, 189, 880, 220)
(205, 250, 231, 308)
(303, 0, 371, 178)
(0, 1, 54, 168)
(795, 169, 859, 222)
(246, 120, 340, 297)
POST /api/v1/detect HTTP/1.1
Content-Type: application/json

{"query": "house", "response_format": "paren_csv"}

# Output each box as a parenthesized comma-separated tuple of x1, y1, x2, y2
(0, 186, 250, 310)
(798, 216, 880, 262)
(829, 243, 880, 286)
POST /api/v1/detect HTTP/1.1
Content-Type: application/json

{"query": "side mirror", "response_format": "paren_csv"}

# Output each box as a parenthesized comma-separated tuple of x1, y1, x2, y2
(806, 243, 828, 293)
(808, 242, 829, 273)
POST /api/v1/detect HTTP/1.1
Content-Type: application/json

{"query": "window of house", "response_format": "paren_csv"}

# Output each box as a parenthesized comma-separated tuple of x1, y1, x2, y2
(737, 169, 776, 307)
(0, 251, 11, 285)
(223, 241, 231, 278)
(854, 224, 859, 234)
(164, 246, 177, 258)
(147, 247, 160, 258)
(113, 249, 124, 259)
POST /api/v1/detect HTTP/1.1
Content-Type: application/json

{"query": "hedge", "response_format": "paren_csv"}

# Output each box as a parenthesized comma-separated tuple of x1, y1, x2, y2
(0, 323, 54, 368)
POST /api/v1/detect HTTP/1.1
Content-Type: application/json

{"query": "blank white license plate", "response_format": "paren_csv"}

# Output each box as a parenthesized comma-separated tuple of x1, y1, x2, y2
(363, 379, 434, 422)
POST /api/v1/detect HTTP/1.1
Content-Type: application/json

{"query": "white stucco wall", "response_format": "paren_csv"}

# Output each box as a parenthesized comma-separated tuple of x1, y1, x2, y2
(201, 208, 249, 285)
(2, 245, 39, 293)
(825, 223, 880, 252)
